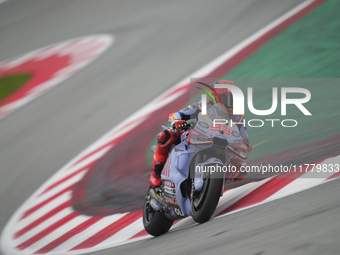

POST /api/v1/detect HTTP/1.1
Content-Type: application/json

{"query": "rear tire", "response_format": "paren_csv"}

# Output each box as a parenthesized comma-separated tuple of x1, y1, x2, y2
(142, 191, 173, 236)
(191, 165, 224, 223)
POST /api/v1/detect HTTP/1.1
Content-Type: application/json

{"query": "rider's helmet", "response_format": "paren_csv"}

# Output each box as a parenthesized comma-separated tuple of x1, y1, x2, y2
(211, 80, 236, 115)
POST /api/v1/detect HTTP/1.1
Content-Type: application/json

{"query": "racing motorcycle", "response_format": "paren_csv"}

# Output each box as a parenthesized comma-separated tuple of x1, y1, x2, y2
(143, 104, 248, 236)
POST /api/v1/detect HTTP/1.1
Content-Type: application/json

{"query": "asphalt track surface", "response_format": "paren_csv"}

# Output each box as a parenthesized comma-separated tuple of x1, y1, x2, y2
(2, 0, 338, 254)
(89, 178, 340, 255)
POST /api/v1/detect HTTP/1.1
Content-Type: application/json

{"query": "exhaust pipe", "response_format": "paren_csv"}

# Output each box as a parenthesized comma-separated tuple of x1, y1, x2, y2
(149, 189, 168, 209)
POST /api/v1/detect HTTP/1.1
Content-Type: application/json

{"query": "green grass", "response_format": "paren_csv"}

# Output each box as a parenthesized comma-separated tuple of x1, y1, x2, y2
(0, 73, 32, 102)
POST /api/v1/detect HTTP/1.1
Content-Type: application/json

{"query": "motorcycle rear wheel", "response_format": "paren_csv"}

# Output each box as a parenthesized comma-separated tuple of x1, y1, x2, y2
(142, 190, 173, 236)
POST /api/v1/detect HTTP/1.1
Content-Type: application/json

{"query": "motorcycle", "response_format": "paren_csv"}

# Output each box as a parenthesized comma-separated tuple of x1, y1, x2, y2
(143, 104, 248, 236)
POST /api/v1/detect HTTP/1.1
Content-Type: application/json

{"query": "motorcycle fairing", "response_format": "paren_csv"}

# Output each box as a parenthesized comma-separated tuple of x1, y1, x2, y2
(161, 140, 191, 217)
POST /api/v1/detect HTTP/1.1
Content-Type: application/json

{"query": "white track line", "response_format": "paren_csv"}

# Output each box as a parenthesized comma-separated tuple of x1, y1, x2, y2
(97, 218, 144, 248)
(265, 156, 340, 201)
(15, 192, 71, 232)
(214, 177, 274, 216)
(30, 144, 113, 206)
(62, 144, 113, 174)
(13, 207, 73, 246)
(22, 215, 93, 254)
(30, 172, 85, 209)
(213, 157, 340, 221)
(56, 214, 127, 253)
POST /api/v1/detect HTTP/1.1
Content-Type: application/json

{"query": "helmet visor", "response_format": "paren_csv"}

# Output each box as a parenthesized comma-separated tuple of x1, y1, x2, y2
(220, 94, 233, 108)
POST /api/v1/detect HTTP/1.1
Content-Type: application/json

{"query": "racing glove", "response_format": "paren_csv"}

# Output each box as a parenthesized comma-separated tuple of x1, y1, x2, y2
(172, 120, 187, 130)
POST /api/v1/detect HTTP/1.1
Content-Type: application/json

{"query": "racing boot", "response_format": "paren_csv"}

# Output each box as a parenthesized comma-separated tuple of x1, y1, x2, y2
(149, 129, 176, 187)
(150, 152, 167, 187)
(150, 167, 162, 187)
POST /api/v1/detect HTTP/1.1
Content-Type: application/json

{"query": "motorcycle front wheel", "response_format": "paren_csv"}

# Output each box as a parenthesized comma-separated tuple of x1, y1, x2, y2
(191, 165, 224, 223)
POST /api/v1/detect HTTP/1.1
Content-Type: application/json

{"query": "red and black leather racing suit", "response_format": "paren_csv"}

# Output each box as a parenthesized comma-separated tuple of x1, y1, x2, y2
(150, 100, 252, 186)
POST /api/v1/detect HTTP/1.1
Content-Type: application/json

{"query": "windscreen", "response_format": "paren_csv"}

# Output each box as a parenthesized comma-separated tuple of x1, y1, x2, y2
(206, 103, 229, 121)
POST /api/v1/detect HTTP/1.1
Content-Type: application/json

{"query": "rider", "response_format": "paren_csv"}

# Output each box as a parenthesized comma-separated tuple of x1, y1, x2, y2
(150, 80, 252, 187)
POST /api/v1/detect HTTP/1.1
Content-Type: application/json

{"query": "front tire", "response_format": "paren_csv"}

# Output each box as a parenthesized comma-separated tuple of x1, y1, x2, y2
(191, 166, 224, 223)
(142, 191, 173, 236)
